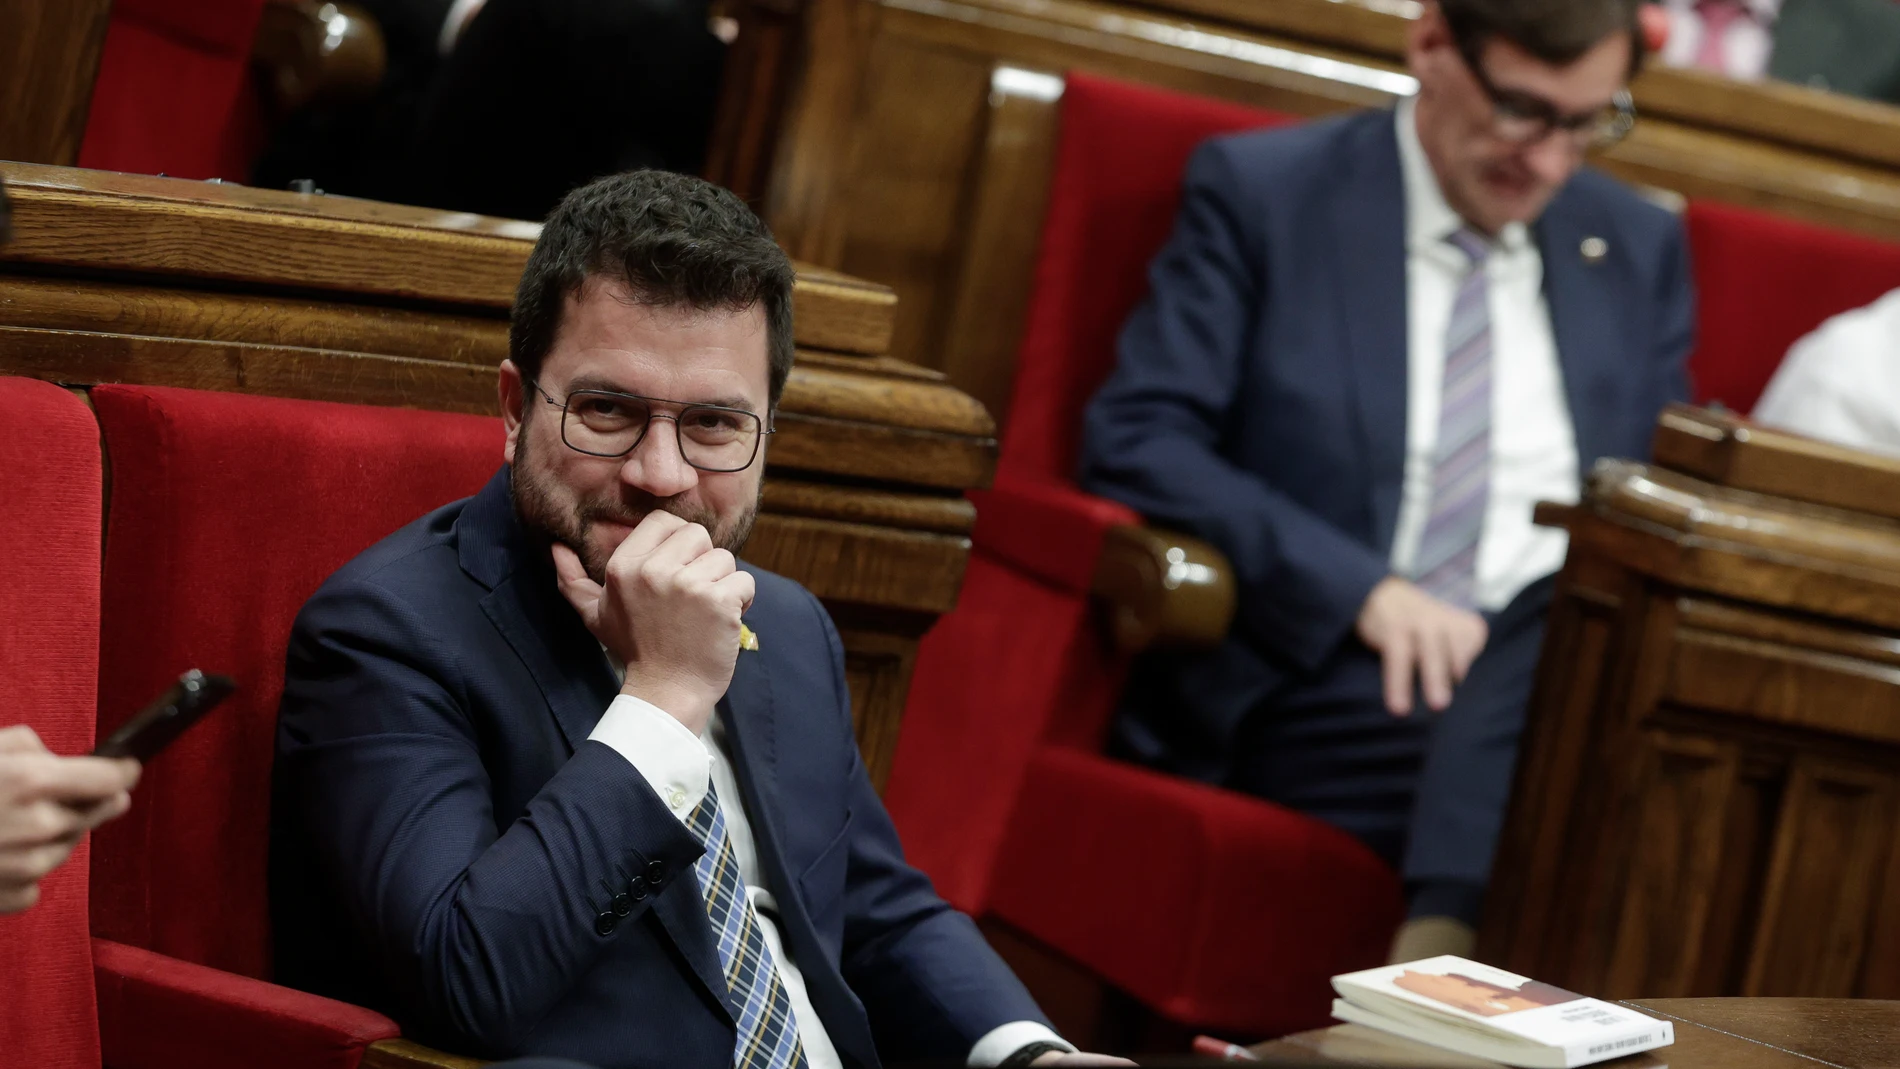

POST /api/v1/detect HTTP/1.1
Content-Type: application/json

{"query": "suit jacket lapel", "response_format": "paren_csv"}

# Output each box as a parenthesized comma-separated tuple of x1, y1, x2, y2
(458, 469, 619, 753)
(1328, 111, 1411, 555)
(1535, 192, 1622, 471)
(718, 625, 787, 898)
(457, 467, 737, 1021)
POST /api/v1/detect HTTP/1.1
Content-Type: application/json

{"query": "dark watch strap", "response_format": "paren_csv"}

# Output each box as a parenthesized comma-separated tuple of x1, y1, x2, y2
(999, 1042, 1071, 1068)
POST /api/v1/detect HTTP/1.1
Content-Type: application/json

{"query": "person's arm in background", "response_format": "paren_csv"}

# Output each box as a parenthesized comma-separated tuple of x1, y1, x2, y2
(0, 725, 139, 913)
(1754, 297, 1900, 457)
(1079, 140, 1485, 714)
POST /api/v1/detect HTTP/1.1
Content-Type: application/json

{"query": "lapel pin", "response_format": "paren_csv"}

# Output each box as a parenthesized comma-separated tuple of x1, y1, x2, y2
(739, 623, 759, 652)
(1581, 236, 1609, 263)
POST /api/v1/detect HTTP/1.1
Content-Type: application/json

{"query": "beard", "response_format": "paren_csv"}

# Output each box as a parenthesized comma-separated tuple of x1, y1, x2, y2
(511, 427, 760, 584)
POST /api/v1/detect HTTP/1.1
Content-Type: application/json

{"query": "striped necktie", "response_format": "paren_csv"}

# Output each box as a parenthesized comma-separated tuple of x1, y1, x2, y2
(687, 781, 810, 1069)
(1413, 227, 1492, 611)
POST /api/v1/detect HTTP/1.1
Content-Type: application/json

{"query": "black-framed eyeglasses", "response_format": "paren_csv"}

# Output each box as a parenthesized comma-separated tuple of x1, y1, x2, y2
(1449, 21, 1637, 151)
(530, 382, 772, 473)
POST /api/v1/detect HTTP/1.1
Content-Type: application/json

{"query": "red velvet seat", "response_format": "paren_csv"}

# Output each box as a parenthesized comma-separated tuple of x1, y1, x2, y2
(79, 0, 270, 179)
(0, 377, 407, 1069)
(885, 74, 1404, 1040)
(1684, 200, 1900, 414)
(88, 386, 503, 988)
(0, 377, 110, 1068)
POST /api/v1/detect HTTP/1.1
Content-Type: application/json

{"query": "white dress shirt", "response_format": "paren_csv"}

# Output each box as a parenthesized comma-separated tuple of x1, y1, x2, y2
(1389, 97, 1581, 613)
(587, 667, 1070, 1069)
(1659, 0, 1782, 81)
(1754, 288, 1900, 458)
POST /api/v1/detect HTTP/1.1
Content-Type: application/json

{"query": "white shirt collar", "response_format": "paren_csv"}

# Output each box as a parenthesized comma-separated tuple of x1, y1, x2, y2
(1661, 0, 1780, 22)
(1395, 95, 1533, 257)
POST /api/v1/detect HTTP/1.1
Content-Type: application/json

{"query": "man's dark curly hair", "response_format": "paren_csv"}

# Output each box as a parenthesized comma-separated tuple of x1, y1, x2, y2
(509, 170, 796, 407)
(1440, 0, 1648, 76)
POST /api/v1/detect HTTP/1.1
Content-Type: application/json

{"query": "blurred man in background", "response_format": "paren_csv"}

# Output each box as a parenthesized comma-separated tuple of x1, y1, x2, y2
(1082, 0, 1692, 962)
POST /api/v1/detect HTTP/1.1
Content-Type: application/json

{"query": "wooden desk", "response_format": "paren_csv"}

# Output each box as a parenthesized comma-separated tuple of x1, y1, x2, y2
(1255, 998, 1900, 1068)
(1480, 407, 1900, 1001)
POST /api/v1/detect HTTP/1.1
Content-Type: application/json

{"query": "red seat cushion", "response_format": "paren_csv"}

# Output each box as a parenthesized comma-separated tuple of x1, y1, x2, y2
(89, 386, 504, 979)
(990, 749, 1400, 1036)
(94, 938, 399, 1069)
(0, 378, 106, 1069)
(1002, 74, 1295, 482)
(1687, 200, 1900, 414)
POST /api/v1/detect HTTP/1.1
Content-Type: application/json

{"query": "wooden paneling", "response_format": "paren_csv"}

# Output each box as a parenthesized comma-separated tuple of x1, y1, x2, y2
(0, 164, 995, 789)
(839, 626, 924, 793)
(1603, 733, 1741, 998)
(1744, 761, 1898, 997)
(934, 68, 1064, 427)
(0, 0, 113, 166)
(1481, 423, 1900, 1001)
(735, 0, 1900, 418)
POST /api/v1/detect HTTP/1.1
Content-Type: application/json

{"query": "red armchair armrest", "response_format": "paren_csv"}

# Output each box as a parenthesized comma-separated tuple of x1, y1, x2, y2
(970, 472, 1141, 595)
(93, 937, 400, 1069)
(987, 749, 1403, 1037)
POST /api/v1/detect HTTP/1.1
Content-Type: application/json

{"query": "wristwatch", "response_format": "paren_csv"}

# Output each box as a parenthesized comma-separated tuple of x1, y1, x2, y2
(999, 1041, 1071, 1068)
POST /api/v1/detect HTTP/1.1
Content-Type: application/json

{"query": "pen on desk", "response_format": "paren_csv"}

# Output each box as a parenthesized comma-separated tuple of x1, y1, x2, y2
(1191, 1036, 1259, 1061)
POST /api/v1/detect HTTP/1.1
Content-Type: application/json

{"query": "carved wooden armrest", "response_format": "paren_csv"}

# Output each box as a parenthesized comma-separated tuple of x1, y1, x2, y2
(253, 0, 389, 114)
(361, 1038, 489, 1069)
(1090, 525, 1237, 656)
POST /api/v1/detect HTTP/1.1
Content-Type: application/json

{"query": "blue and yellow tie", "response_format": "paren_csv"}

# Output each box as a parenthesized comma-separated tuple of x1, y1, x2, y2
(687, 781, 811, 1069)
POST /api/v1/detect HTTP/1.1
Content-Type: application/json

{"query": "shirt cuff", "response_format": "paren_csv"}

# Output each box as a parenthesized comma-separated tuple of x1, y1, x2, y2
(968, 1022, 1073, 1067)
(587, 693, 711, 821)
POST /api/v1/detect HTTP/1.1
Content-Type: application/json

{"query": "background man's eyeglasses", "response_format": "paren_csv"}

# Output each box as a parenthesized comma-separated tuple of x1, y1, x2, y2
(531, 383, 772, 473)
(1451, 29, 1638, 151)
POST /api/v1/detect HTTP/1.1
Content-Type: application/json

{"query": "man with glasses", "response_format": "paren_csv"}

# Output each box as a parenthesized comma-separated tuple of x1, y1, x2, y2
(273, 170, 1121, 1069)
(1081, 0, 1692, 962)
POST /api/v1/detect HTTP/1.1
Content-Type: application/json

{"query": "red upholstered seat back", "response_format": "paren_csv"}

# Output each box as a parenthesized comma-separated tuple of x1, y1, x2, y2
(89, 386, 504, 979)
(79, 0, 270, 179)
(1687, 200, 1900, 414)
(0, 379, 107, 1069)
(888, 77, 1295, 911)
(1000, 73, 1296, 481)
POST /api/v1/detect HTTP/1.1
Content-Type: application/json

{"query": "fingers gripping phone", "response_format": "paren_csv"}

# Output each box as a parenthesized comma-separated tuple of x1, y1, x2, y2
(93, 670, 236, 762)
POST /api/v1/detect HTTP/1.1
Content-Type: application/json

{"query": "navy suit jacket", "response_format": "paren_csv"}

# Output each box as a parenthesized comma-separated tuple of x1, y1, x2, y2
(1079, 108, 1693, 772)
(271, 467, 1045, 1068)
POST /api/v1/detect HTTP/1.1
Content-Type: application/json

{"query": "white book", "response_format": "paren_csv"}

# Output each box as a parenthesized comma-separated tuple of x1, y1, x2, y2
(1329, 956, 1673, 1068)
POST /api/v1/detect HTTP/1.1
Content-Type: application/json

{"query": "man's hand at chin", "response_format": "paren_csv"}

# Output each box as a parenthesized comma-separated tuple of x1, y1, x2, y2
(1031, 1054, 1135, 1066)
(552, 510, 755, 735)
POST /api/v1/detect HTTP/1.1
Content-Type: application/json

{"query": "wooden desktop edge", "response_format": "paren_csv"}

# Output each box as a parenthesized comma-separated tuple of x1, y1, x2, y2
(361, 1038, 489, 1069)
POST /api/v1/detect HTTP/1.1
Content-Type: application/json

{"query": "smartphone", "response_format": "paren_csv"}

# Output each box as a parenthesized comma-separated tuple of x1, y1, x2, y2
(93, 670, 236, 762)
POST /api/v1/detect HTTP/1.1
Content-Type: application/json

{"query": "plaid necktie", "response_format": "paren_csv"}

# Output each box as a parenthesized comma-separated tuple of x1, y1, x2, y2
(687, 781, 811, 1069)
(1413, 228, 1492, 611)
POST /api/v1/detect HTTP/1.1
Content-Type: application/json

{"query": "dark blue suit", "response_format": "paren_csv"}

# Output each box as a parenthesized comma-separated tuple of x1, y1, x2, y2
(1079, 108, 1692, 898)
(271, 468, 1046, 1067)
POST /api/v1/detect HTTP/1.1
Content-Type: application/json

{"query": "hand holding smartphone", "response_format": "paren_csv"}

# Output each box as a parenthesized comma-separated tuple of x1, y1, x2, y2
(94, 670, 236, 762)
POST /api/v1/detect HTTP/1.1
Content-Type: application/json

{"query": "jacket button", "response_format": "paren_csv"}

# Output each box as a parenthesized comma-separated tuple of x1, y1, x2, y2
(629, 876, 649, 901)
(646, 860, 665, 884)
(595, 912, 618, 937)
(612, 893, 633, 917)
